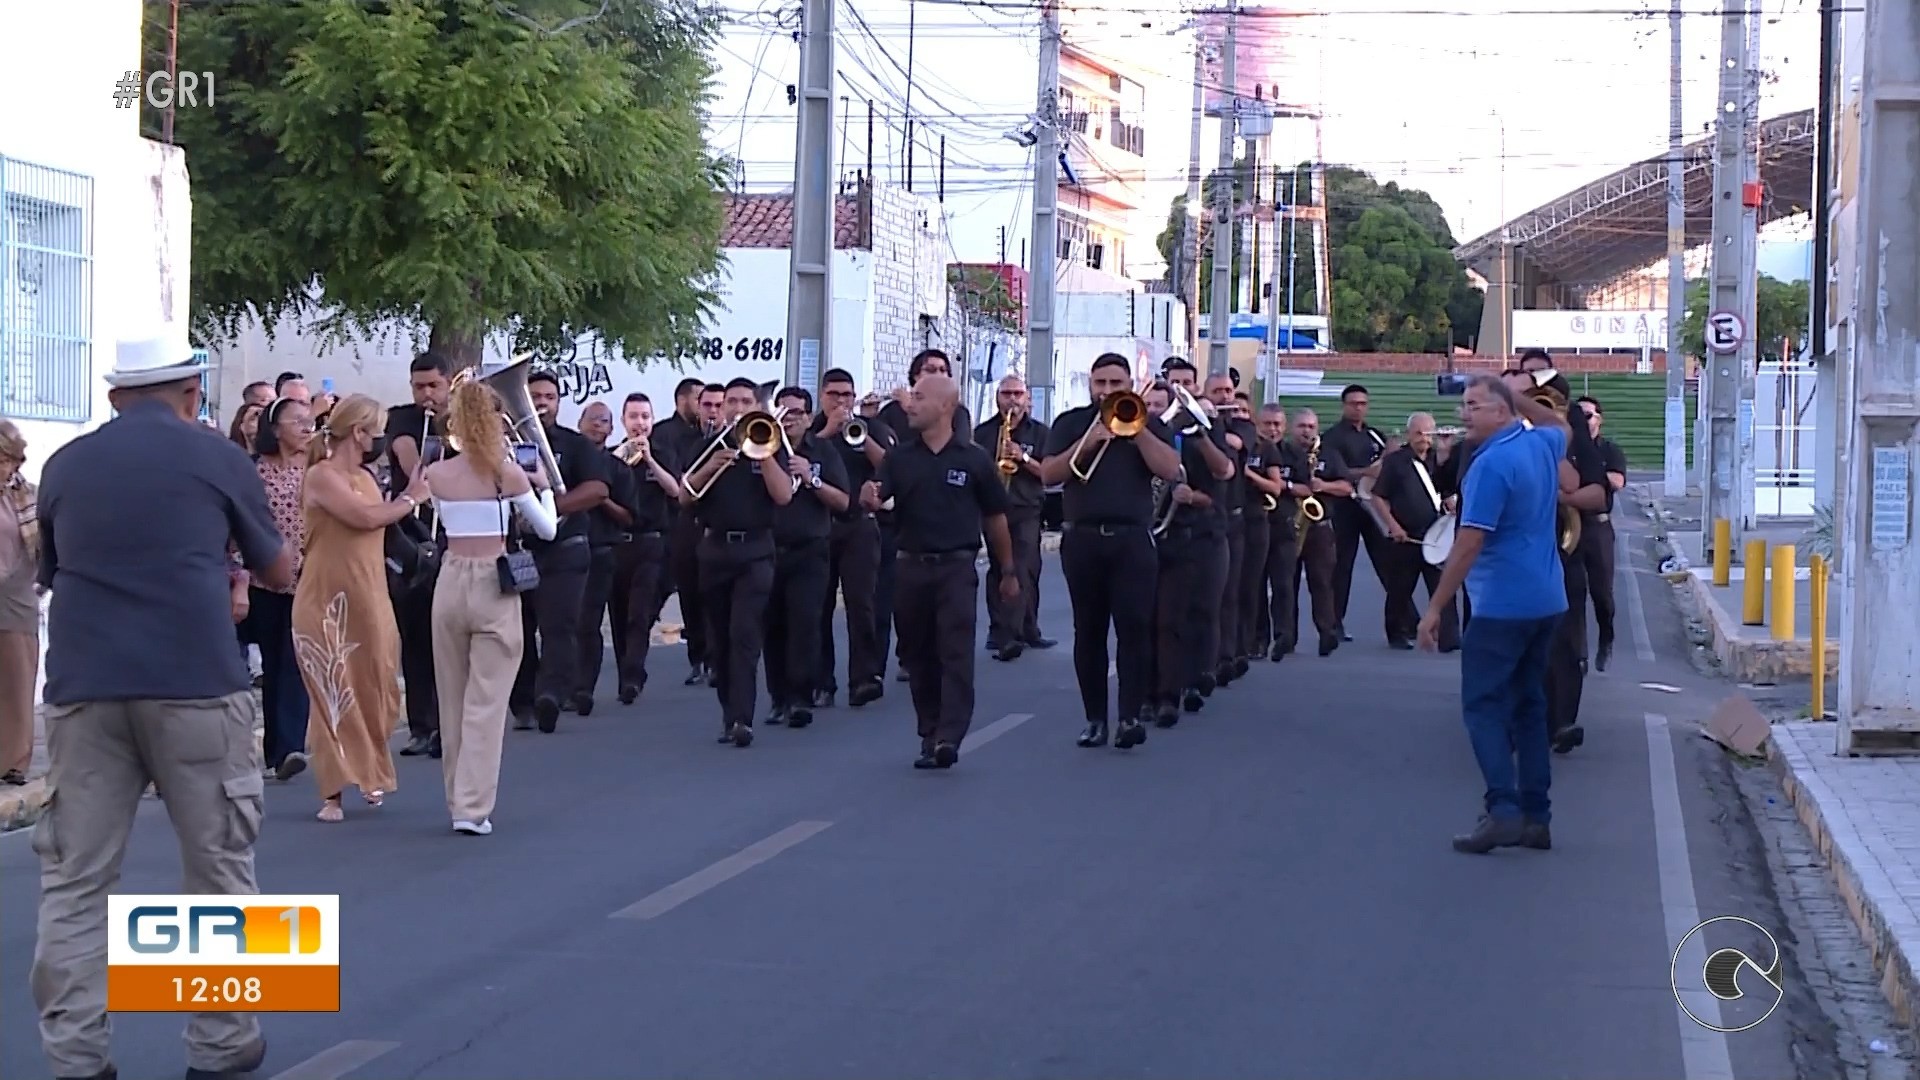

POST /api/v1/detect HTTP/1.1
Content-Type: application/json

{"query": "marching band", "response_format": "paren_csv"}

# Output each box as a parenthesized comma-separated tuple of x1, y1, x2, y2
(368, 346, 1608, 783)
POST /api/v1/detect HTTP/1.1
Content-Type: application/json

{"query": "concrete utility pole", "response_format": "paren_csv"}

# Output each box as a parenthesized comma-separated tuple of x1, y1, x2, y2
(1662, 0, 1687, 498)
(1024, 0, 1062, 421)
(1182, 38, 1206, 361)
(1205, 0, 1239, 381)
(1738, 9, 1763, 529)
(1699, 0, 1756, 562)
(784, 0, 837, 391)
(1835, 0, 1920, 752)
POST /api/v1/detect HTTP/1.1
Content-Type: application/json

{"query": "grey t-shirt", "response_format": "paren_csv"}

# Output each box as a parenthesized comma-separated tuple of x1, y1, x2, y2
(37, 398, 285, 703)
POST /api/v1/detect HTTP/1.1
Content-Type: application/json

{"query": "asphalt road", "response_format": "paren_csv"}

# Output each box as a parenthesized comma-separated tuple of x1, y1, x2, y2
(0, 497, 1817, 1080)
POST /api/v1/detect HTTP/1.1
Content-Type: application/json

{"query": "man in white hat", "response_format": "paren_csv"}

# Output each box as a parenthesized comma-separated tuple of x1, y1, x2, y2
(30, 331, 291, 1080)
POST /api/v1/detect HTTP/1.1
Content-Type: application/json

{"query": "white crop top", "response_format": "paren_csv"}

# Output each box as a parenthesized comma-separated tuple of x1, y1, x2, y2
(437, 490, 559, 540)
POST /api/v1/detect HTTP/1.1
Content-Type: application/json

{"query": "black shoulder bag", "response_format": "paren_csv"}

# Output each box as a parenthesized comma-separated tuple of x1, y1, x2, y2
(496, 488, 541, 594)
(381, 468, 441, 603)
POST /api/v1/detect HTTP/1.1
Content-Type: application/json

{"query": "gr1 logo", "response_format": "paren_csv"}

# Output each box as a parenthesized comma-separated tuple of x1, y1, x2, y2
(128, 904, 323, 956)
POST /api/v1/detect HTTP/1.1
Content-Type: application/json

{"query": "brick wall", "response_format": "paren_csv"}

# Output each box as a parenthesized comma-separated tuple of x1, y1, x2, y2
(1272, 352, 1680, 374)
(866, 183, 922, 390)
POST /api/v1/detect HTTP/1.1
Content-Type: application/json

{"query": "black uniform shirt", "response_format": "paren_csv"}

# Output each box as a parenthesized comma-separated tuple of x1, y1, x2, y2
(1165, 423, 1232, 535)
(1245, 436, 1282, 514)
(382, 403, 447, 473)
(876, 436, 1009, 554)
(810, 412, 896, 520)
(1043, 405, 1173, 527)
(1277, 438, 1350, 525)
(691, 446, 790, 534)
(1371, 445, 1446, 539)
(972, 413, 1051, 512)
(1595, 437, 1628, 512)
(1220, 416, 1258, 514)
(1322, 419, 1388, 485)
(537, 423, 612, 545)
(623, 437, 684, 534)
(774, 432, 849, 545)
(588, 447, 635, 546)
(879, 399, 972, 448)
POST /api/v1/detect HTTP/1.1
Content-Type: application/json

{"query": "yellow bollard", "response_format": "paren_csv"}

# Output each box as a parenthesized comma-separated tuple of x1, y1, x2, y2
(1712, 519, 1732, 586)
(1742, 539, 1768, 625)
(1810, 555, 1828, 719)
(1770, 544, 1796, 641)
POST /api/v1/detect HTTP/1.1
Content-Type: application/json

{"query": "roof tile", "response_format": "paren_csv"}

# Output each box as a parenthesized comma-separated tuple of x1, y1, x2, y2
(721, 193, 865, 250)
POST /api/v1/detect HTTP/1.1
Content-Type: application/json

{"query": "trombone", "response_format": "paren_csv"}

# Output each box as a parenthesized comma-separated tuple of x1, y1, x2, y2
(1066, 389, 1150, 482)
(683, 407, 790, 500)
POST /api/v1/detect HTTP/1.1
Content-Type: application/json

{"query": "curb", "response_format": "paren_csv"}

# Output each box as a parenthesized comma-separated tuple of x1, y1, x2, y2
(1768, 726, 1920, 1047)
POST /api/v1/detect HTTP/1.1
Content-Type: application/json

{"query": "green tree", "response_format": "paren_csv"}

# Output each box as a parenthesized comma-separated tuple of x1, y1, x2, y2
(153, 0, 729, 368)
(1677, 275, 1812, 360)
(1154, 157, 1252, 317)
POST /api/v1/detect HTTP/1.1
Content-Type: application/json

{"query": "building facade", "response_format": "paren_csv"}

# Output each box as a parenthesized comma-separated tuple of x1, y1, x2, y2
(1056, 40, 1151, 288)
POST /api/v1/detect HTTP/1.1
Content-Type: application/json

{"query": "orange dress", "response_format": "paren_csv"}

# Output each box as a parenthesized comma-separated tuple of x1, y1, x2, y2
(292, 466, 400, 799)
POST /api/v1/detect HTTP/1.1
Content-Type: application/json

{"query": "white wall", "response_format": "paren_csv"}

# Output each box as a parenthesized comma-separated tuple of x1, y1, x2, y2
(1, 0, 188, 480)
(205, 247, 879, 426)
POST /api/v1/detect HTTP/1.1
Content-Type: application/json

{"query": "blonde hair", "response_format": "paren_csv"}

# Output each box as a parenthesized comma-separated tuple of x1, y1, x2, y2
(308, 393, 385, 469)
(446, 380, 509, 485)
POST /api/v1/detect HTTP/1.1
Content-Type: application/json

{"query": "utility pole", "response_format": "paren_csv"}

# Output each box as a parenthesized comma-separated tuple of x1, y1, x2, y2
(784, 0, 836, 391)
(1662, 0, 1687, 498)
(1738, 9, 1763, 530)
(1025, 0, 1062, 421)
(1182, 36, 1206, 361)
(1699, 0, 1755, 562)
(1205, 0, 1239, 381)
(1835, 0, 1920, 752)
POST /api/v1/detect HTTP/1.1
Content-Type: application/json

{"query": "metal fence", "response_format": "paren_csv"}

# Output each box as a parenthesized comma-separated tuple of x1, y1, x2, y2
(0, 154, 94, 423)
(1754, 353, 1819, 516)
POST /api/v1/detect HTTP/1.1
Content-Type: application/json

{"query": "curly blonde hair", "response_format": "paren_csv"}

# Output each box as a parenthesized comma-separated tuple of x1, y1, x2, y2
(446, 380, 509, 485)
(308, 394, 385, 469)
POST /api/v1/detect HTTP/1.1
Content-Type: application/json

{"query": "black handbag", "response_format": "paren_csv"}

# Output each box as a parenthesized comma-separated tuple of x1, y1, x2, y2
(495, 493, 541, 594)
(380, 467, 441, 602)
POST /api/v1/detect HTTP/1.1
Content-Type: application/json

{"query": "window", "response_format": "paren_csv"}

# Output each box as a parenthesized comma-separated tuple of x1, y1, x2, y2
(1, 155, 94, 423)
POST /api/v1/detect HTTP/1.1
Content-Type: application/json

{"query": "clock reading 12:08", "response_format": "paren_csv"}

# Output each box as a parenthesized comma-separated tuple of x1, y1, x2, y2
(173, 975, 264, 1005)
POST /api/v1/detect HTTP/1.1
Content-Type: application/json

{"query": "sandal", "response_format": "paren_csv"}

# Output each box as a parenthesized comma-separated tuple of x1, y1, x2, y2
(364, 790, 385, 808)
(316, 800, 344, 823)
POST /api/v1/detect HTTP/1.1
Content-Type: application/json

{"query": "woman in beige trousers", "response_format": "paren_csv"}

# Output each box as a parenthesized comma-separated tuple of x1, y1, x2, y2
(0, 421, 39, 785)
(424, 380, 556, 836)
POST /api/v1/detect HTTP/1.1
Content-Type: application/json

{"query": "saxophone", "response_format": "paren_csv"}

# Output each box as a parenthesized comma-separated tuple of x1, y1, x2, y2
(1295, 436, 1327, 550)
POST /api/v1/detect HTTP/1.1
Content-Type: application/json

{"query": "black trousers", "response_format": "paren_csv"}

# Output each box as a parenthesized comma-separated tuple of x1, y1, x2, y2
(1579, 514, 1617, 652)
(818, 515, 882, 693)
(574, 544, 618, 698)
(610, 533, 667, 693)
(698, 537, 775, 731)
(394, 583, 439, 737)
(894, 552, 981, 748)
(243, 588, 309, 769)
(1293, 522, 1340, 640)
(986, 510, 1044, 647)
(765, 538, 831, 708)
(1256, 514, 1299, 651)
(668, 513, 707, 668)
(1059, 523, 1158, 723)
(1240, 513, 1271, 655)
(1381, 541, 1460, 649)
(875, 517, 901, 671)
(1150, 528, 1227, 703)
(1547, 551, 1590, 738)
(511, 539, 592, 711)
(1331, 502, 1391, 636)
(1216, 514, 1246, 668)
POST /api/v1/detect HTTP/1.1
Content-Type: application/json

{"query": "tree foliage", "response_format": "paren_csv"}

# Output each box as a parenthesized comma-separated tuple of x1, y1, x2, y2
(1155, 163, 1482, 353)
(1676, 275, 1811, 360)
(153, 0, 730, 368)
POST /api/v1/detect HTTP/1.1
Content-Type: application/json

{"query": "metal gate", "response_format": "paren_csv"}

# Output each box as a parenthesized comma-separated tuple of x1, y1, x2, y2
(1753, 353, 1818, 517)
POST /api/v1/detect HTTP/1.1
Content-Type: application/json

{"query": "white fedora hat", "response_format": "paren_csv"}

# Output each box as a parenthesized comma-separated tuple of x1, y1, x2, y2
(106, 330, 208, 389)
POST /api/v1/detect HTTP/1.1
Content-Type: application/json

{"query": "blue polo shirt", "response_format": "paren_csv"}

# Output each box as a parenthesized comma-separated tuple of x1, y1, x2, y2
(1460, 420, 1569, 620)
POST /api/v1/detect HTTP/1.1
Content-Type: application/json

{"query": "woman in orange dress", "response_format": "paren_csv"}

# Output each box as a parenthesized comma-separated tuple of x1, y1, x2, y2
(293, 394, 430, 822)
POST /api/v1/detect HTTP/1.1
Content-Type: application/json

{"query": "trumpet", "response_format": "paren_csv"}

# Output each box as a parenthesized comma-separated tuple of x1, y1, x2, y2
(843, 416, 869, 449)
(996, 409, 1021, 483)
(615, 436, 650, 466)
(1067, 390, 1150, 483)
(683, 407, 790, 500)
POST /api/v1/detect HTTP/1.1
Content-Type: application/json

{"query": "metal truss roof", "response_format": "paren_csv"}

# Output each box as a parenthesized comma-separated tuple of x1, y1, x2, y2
(1453, 108, 1816, 292)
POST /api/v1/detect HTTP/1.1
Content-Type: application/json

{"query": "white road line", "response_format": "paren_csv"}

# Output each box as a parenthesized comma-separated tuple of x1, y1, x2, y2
(609, 820, 833, 921)
(269, 1040, 401, 1080)
(965, 712, 1034, 751)
(1620, 516, 1657, 662)
(1644, 713, 1736, 1080)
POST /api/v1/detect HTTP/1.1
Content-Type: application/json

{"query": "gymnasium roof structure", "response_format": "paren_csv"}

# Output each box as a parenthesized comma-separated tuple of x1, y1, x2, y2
(1452, 108, 1816, 293)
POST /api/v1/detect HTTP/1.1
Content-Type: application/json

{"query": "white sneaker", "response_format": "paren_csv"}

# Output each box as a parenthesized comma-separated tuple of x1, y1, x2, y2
(452, 819, 492, 836)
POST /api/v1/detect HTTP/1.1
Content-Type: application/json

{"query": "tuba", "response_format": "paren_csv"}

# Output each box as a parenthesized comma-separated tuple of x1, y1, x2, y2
(448, 355, 568, 494)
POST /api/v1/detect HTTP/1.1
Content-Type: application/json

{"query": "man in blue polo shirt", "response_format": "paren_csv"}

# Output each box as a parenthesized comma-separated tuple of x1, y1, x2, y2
(1419, 372, 1572, 854)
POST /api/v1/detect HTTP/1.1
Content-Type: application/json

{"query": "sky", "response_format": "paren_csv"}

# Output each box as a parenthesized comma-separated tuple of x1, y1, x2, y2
(705, 0, 1821, 270)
